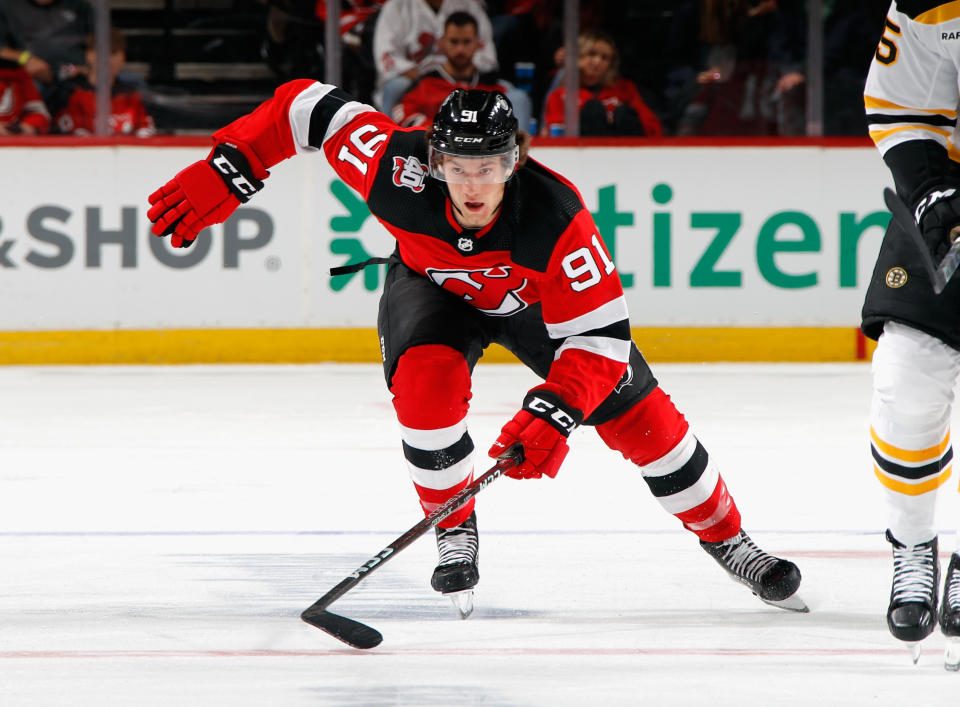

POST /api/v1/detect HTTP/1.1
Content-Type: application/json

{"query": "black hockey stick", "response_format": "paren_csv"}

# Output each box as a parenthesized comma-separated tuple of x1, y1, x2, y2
(883, 187, 960, 294)
(300, 446, 522, 649)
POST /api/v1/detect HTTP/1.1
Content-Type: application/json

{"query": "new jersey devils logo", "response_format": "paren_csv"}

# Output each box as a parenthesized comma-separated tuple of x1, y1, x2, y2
(392, 156, 427, 192)
(426, 265, 529, 316)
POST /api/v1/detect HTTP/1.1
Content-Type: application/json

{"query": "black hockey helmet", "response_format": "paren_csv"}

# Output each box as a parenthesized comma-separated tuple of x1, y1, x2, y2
(429, 89, 519, 184)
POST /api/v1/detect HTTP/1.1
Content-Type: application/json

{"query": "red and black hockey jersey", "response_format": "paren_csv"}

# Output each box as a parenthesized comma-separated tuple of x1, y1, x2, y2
(53, 79, 156, 137)
(543, 78, 663, 137)
(393, 69, 511, 127)
(212, 80, 632, 417)
(0, 64, 50, 134)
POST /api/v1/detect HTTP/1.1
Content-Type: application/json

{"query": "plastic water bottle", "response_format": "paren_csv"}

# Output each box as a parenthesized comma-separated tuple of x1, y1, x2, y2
(514, 62, 535, 94)
(549, 123, 565, 137)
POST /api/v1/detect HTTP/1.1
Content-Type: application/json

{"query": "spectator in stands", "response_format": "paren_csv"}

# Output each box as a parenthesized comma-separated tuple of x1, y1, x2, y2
(260, 0, 387, 103)
(488, 0, 554, 107)
(822, 0, 888, 136)
(0, 0, 92, 99)
(50, 29, 156, 137)
(490, 0, 611, 113)
(671, 0, 806, 137)
(393, 11, 530, 131)
(541, 29, 662, 137)
(0, 55, 50, 134)
(372, 0, 498, 114)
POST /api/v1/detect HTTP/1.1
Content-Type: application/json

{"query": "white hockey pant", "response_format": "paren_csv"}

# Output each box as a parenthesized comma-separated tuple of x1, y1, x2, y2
(871, 321, 960, 546)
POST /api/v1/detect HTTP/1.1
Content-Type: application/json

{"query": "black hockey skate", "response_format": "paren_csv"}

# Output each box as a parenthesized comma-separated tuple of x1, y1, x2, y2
(431, 511, 479, 619)
(939, 552, 960, 670)
(886, 530, 938, 663)
(700, 530, 807, 612)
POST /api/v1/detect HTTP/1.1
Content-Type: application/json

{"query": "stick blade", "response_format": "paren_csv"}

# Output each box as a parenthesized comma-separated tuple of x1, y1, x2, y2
(300, 607, 383, 649)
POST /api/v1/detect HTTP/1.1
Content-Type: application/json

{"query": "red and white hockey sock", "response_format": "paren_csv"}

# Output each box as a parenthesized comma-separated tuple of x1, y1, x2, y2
(597, 387, 741, 543)
(391, 344, 475, 528)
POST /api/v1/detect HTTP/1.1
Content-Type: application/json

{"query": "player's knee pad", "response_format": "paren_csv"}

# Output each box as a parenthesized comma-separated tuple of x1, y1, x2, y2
(390, 344, 472, 430)
(595, 386, 689, 466)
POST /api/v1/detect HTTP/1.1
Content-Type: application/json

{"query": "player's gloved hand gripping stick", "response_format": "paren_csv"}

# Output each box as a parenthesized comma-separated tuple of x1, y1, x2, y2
(884, 186, 960, 294)
(301, 446, 522, 649)
(489, 389, 583, 480)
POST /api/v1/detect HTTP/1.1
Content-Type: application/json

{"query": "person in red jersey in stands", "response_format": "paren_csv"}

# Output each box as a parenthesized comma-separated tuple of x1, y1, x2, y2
(393, 11, 517, 128)
(542, 29, 662, 137)
(51, 29, 155, 137)
(0, 56, 49, 134)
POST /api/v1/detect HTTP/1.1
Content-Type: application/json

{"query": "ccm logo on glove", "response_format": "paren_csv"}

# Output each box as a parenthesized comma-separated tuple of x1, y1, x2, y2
(525, 393, 580, 435)
(914, 188, 958, 224)
(489, 390, 583, 480)
(210, 143, 264, 202)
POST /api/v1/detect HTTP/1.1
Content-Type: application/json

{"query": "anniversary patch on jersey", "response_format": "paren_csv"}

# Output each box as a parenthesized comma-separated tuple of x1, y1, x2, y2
(392, 155, 427, 192)
(425, 265, 529, 316)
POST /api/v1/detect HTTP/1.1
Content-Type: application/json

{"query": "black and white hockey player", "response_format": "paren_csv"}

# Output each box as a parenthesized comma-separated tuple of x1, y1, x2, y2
(862, 0, 960, 668)
(146, 81, 806, 620)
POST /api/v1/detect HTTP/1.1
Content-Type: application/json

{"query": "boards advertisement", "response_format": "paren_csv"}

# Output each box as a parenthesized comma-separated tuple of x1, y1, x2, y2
(0, 142, 892, 361)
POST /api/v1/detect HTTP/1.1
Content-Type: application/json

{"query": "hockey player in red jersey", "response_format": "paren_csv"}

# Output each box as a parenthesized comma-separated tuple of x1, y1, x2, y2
(862, 1, 960, 668)
(146, 82, 805, 618)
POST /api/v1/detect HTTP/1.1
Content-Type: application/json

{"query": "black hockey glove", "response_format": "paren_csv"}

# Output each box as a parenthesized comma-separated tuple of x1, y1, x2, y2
(913, 185, 960, 262)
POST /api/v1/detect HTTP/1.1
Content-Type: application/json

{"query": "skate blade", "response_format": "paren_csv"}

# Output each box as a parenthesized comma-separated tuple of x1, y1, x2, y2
(760, 594, 809, 613)
(945, 638, 960, 671)
(444, 589, 474, 619)
(906, 642, 922, 665)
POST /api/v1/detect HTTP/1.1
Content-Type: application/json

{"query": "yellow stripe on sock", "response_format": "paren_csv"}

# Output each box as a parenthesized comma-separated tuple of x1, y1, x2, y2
(875, 463, 952, 495)
(870, 427, 950, 463)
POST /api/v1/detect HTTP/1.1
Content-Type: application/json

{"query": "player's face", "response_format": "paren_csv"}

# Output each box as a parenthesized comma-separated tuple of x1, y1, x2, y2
(441, 24, 479, 73)
(443, 156, 507, 228)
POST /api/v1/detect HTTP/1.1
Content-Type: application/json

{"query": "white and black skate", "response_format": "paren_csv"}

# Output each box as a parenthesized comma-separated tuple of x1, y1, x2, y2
(886, 530, 938, 664)
(939, 552, 960, 671)
(700, 530, 807, 612)
(431, 511, 479, 619)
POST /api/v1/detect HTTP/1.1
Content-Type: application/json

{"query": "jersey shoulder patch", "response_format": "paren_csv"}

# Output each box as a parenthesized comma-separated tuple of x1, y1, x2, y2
(367, 128, 446, 229)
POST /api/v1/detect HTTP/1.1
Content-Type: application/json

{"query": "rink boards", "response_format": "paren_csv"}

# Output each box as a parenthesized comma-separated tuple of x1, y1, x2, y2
(0, 139, 887, 363)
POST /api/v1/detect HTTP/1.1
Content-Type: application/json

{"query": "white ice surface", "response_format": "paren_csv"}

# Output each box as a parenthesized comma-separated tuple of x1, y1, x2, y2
(1, 362, 958, 705)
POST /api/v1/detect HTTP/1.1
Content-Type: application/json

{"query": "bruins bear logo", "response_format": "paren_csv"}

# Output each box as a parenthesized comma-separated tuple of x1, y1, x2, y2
(885, 267, 908, 288)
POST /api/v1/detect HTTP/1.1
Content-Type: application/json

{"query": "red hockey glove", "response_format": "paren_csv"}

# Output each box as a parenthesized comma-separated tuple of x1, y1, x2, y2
(488, 389, 583, 480)
(147, 143, 266, 248)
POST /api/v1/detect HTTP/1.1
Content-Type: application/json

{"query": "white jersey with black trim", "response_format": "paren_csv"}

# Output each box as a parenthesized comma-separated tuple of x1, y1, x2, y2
(865, 2, 960, 160)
